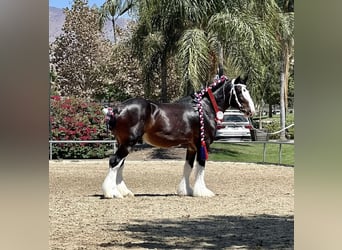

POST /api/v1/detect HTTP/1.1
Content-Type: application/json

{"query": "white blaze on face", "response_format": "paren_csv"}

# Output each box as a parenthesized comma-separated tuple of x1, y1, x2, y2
(241, 86, 255, 116)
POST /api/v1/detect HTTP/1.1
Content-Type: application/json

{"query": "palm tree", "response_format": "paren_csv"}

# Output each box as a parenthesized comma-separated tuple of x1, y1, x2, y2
(132, 0, 191, 101)
(99, 0, 135, 43)
(277, 11, 294, 140)
(133, 0, 281, 103)
(179, 1, 281, 92)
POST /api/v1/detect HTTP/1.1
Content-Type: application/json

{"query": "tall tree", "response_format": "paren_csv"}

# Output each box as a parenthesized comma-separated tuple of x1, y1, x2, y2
(98, 23, 144, 102)
(132, 0, 192, 101)
(208, 1, 282, 103)
(276, 1, 294, 140)
(99, 0, 135, 43)
(50, 0, 112, 98)
(133, 0, 280, 103)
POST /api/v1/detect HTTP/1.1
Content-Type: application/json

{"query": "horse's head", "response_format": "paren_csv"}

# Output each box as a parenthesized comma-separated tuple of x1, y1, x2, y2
(227, 76, 255, 117)
(102, 107, 115, 133)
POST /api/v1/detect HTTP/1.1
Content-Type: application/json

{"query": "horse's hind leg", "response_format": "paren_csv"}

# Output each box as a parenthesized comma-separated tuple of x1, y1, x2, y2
(192, 153, 215, 197)
(177, 149, 196, 196)
(102, 144, 133, 198)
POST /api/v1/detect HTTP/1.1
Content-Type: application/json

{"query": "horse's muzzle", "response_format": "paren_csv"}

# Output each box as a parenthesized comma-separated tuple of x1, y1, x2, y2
(246, 110, 255, 117)
(240, 108, 254, 117)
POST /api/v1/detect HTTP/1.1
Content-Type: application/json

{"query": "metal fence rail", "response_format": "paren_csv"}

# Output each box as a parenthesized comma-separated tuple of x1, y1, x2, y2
(49, 139, 294, 165)
(213, 140, 294, 165)
(49, 140, 117, 160)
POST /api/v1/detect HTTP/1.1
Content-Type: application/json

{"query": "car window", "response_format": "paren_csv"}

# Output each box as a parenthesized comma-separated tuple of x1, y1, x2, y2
(223, 114, 248, 122)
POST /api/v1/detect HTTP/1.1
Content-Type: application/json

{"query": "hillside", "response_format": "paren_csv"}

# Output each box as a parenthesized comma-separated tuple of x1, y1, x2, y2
(49, 6, 130, 44)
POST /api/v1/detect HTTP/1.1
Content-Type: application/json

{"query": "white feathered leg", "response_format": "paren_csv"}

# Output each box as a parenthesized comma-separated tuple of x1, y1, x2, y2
(102, 159, 125, 198)
(177, 161, 193, 196)
(116, 163, 134, 197)
(193, 161, 215, 197)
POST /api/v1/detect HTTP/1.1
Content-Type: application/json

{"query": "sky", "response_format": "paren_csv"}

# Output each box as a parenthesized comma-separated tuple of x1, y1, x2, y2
(49, 0, 105, 9)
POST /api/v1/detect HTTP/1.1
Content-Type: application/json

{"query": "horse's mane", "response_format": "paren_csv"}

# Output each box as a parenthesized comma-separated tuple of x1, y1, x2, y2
(173, 76, 230, 104)
(174, 95, 194, 104)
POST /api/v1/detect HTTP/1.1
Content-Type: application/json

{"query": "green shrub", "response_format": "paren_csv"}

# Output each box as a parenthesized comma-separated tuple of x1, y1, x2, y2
(263, 113, 295, 139)
(50, 96, 114, 159)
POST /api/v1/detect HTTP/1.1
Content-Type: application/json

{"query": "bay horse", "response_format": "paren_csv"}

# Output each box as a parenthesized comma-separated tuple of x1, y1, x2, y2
(102, 75, 255, 198)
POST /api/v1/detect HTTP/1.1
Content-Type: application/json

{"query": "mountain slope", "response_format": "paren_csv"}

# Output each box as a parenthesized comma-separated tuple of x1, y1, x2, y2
(49, 6, 130, 44)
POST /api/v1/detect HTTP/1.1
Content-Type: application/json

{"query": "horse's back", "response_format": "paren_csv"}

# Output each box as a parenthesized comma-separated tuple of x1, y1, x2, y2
(115, 98, 197, 148)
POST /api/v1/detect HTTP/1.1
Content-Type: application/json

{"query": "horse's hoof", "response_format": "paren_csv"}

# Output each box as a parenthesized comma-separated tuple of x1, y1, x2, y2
(113, 193, 124, 199)
(192, 187, 215, 197)
(121, 190, 134, 197)
(103, 190, 124, 199)
(103, 194, 114, 199)
(177, 189, 193, 196)
(124, 191, 134, 197)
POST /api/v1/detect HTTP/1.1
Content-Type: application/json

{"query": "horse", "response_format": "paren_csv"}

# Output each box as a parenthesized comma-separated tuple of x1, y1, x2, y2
(102, 75, 255, 198)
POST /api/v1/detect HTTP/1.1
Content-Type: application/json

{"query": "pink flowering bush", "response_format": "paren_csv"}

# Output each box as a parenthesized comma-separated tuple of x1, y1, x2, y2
(50, 96, 114, 159)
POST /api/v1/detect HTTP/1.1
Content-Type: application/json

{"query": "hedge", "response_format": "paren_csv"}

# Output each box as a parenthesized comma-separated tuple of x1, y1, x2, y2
(263, 114, 295, 139)
(50, 96, 114, 159)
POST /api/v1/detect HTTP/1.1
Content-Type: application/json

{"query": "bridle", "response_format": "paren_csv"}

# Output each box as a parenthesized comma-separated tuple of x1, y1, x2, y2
(193, 75, 232, 160)
(227, 78, 252, 114)
(193, 76, 252, 160)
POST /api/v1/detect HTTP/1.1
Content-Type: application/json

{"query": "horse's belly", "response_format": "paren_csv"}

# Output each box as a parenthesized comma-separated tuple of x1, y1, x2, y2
(142, 133, 189, 148)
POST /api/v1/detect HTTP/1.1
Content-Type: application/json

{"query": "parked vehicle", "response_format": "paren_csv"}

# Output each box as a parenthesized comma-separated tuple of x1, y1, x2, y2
(272, 109, 281, 115)
(215, 109, 253, 141)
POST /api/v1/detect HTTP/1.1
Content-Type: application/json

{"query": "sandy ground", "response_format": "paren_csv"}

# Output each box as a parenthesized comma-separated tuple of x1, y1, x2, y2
(49, 148, 294, 249)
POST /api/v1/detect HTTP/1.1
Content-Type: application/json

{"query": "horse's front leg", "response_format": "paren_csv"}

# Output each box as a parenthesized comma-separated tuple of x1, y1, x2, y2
(102, 145, 132, 198)
(116, 161, 134, 197)
(177, 149, 196, 196)
(192, 157, 215, 197)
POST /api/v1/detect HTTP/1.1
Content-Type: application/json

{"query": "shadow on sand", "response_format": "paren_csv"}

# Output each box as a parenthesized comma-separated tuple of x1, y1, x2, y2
(99, 214, 293, 249)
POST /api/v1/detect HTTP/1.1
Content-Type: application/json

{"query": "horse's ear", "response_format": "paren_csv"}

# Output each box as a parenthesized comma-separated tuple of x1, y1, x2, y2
(237, 74, 248, 85)
(217, 63, 224, 77)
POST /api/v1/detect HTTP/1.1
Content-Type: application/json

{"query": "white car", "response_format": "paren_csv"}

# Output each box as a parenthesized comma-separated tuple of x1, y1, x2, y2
(215, 110, 253, 141)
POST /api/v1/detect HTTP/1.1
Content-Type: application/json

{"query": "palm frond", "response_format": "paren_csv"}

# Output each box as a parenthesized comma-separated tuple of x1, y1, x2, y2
(178, 28, 210, 90)
(278, 12, 294, 44)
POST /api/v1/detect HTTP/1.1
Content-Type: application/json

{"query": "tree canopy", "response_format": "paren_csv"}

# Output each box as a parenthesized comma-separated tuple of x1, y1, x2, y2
(49, 0, 294, 120)
(50, 0, 112, 98)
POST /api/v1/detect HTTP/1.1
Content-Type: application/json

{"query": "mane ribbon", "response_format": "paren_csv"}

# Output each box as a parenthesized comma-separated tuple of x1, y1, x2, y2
(194, 75, 228, 160)
(207, 88, 223, 124)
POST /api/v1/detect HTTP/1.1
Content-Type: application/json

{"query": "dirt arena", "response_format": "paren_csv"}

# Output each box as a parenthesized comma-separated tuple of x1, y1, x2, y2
(49, 148, 294, 249)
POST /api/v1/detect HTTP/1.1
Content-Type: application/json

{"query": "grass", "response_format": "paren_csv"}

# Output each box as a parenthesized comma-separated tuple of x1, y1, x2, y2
(209, 142, 294, 166)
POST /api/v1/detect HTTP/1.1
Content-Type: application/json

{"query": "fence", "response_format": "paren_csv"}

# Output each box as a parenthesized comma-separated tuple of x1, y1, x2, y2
(213, 140, 294, 165)
(49, 139, 294, 165)
(49, 140, 117, 160)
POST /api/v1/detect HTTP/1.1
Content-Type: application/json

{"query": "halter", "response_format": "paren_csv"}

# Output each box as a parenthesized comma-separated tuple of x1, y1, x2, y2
(194, 76, 247, 160)
(228, 78, 243, 109)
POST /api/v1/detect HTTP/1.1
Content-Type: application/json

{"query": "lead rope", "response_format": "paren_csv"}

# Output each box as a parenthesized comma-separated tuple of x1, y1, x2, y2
(194, 75, 227, 160)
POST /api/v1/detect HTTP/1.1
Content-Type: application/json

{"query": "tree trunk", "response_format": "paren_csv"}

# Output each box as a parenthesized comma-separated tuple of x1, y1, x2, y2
(218, 45, 224, 76)
(280, 73, 286, 140)
(284, 45, 290, 113)
(283, 0, 290, 12)
(160, 54, 168, 102)
(268, 104, 272, 118)
(258, 99, 265, 129)
(144, 76, 151, 99)
(279, 43, 289, 141)
(111, 17, 116, 43)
